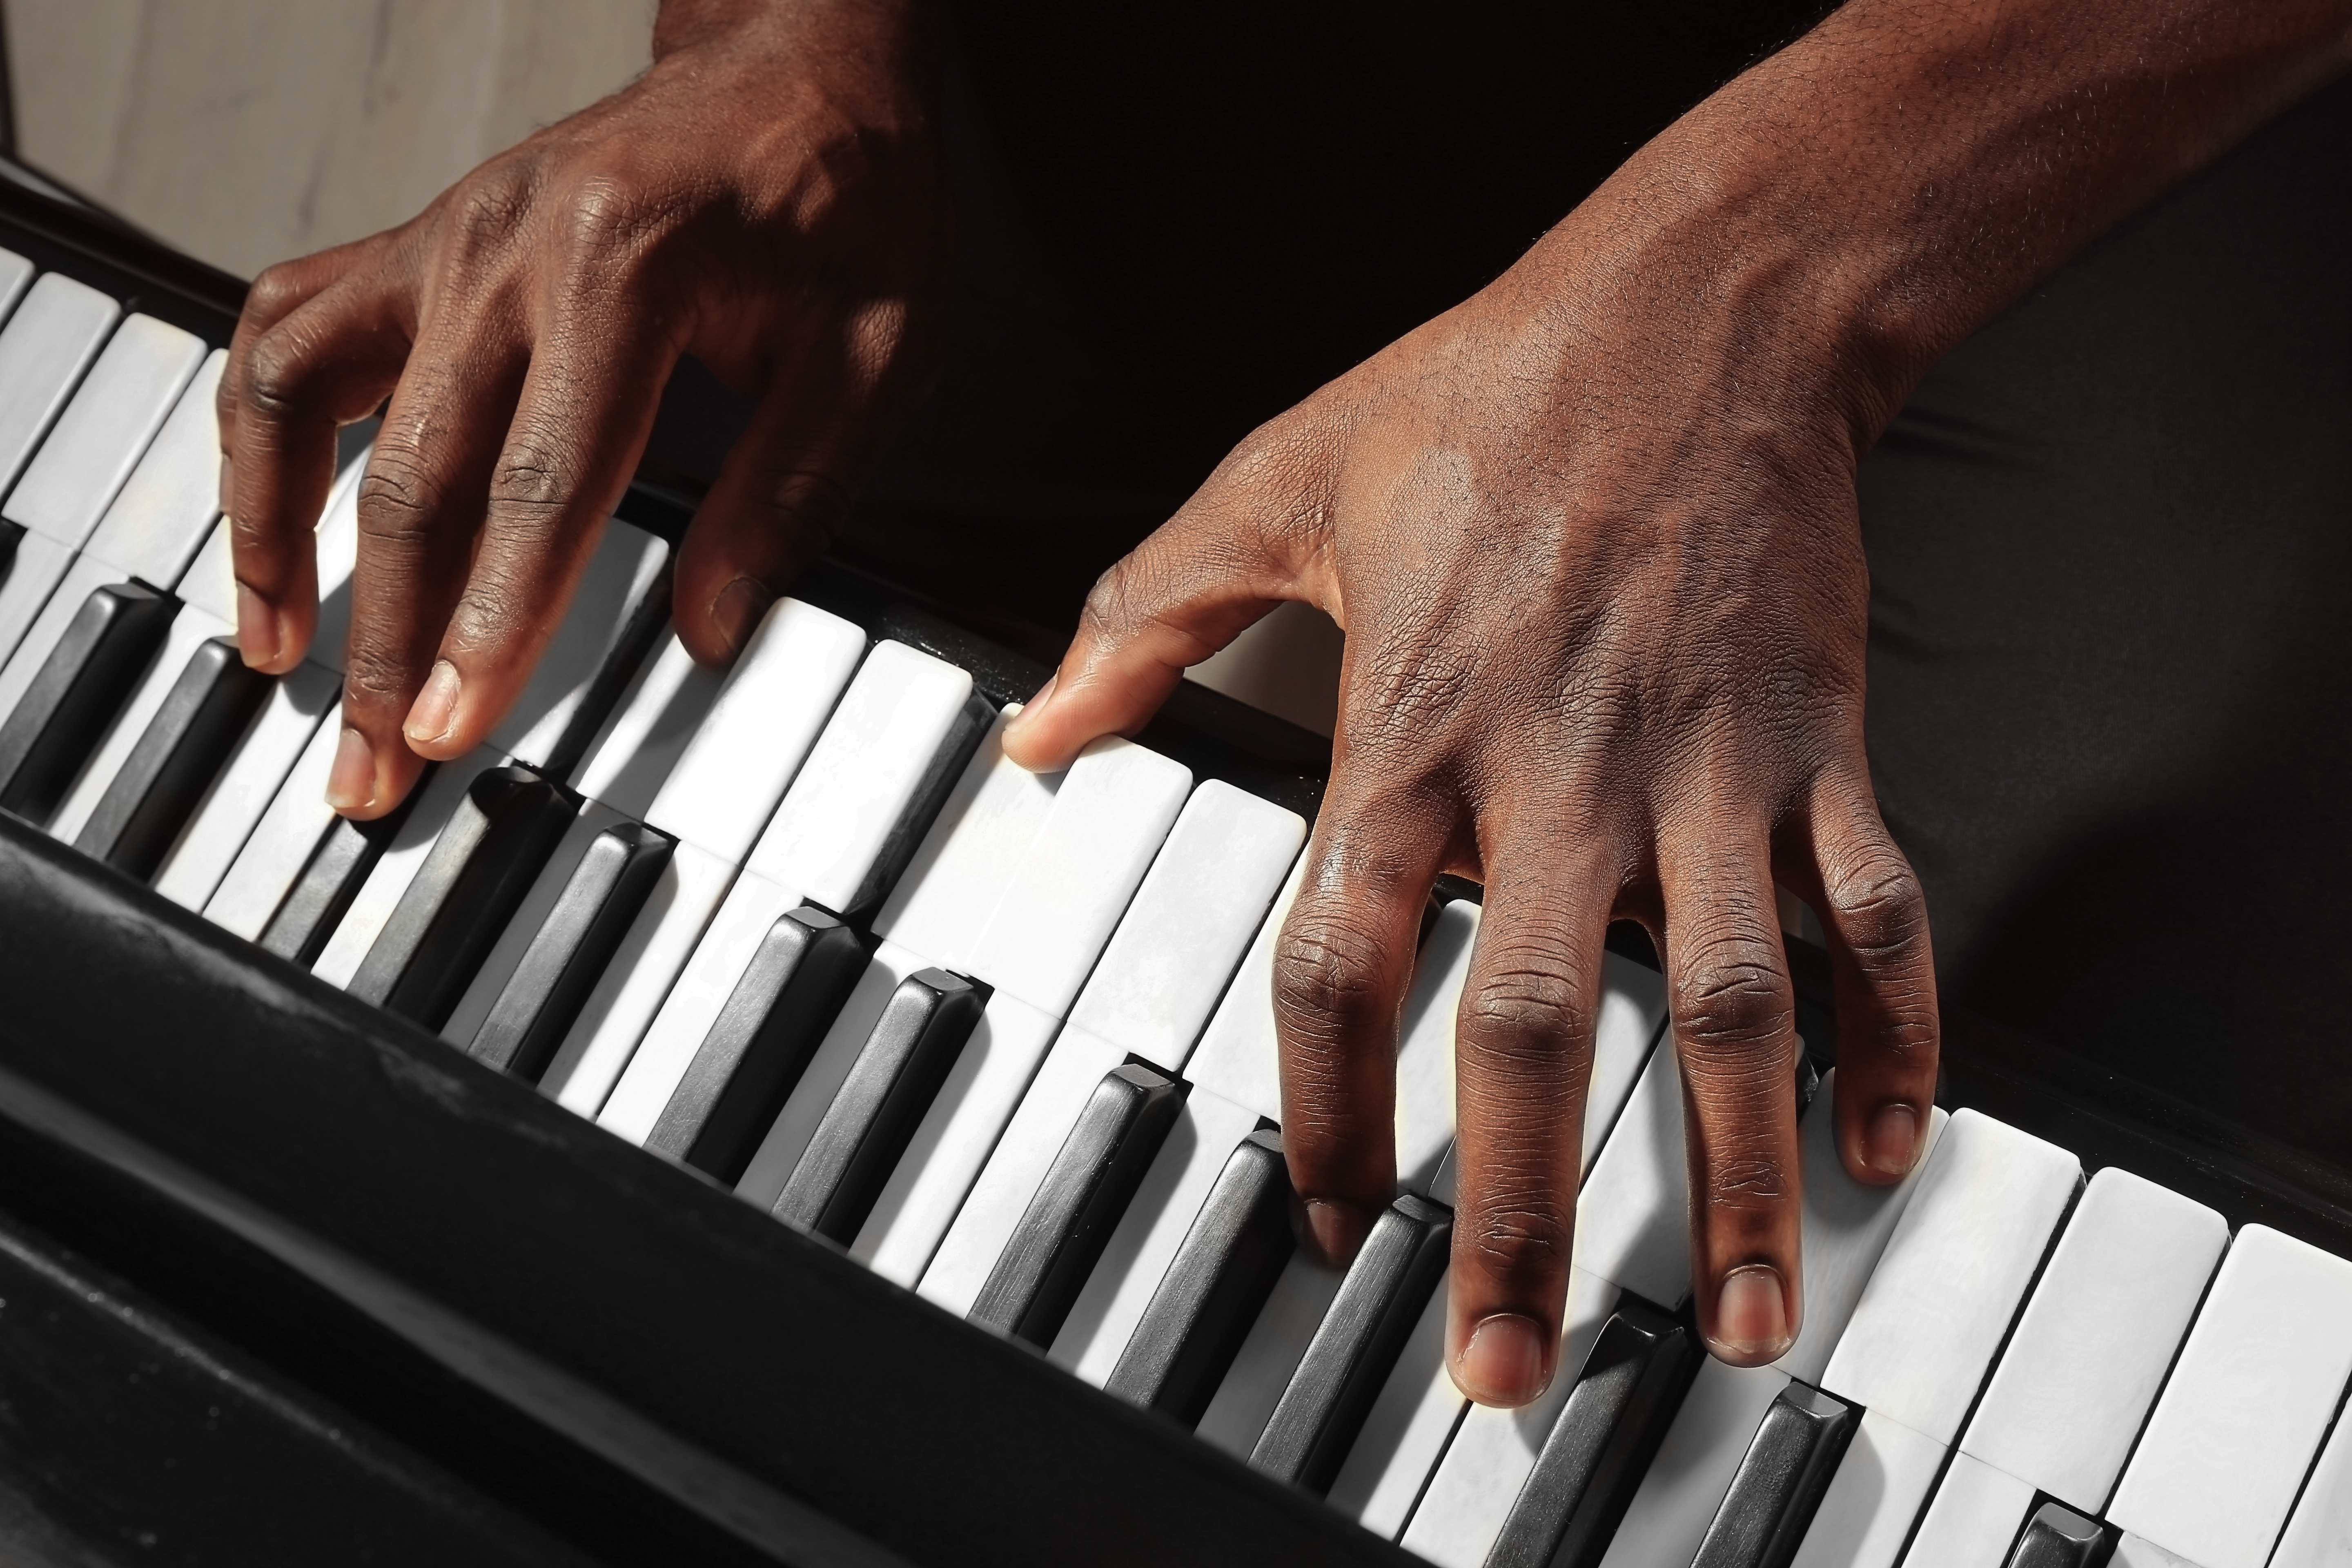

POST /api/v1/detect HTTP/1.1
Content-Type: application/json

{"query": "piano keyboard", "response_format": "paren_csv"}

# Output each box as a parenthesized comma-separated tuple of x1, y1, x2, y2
(3, 229, 2351, 1568)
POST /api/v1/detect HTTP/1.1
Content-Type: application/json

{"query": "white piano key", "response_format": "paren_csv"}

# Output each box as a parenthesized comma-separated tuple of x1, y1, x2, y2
(567, 631, 722, 812)
(734, 940, 929, 1209)
(541, 839, 738, 1116)
(1325, 1264, 1463, 1539)
(0, 528, 74, 673)
(1904, 1451, 2040, 1568)
(1819, 1109, 2081, 1444)
(594, 864, 806, 1143)
(46, 604, 231, 843)
(1787, 1406, 1949, 1568)
(1394, 900, 1477, 1196)
(869, 706, 1060, 970)
(849, 989, 1065, 1287)
(918, 1021, 1131, 1316)
(1571, 1039, 1691, 1310)
(1594, 1358, 1793, 1568)
(1059, 780, 1306, 1070)
(2, 313, 205, 549)
(307, 450, 365, 673)
(1959, 1167, 2227, 1512)
(0, 551, 148, 723)
(80, 349, 226, 585)
(0, 273, 120, 496)
(956, 735, 1192, 1016)
(204, 705, 347, 939)
(308, 745, 506, 989)
(1397, 1266, 1623, 1568)
(0, 250, 39, 334)
(2108, 1225, 2352, 1568)
(439, 799, 635, 1049)
(1581, 951, 1670, 1170)
(1774, 1070, 1952, 1387)
(1180, 854, 1305, 1121)
(1195, 1248, 1348, 1460)
(643, 597, 866, 862)
(2270, 1406, 2352, 1568)
(2111, 1534, 2203, 1568)
(742, 639, 981, 913)
(487, 519, 668, 771)
(154, 659, 339, 911)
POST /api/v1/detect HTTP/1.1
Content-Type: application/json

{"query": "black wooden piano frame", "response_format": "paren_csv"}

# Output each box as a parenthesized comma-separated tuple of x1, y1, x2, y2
(0, 179, 2346, 1568)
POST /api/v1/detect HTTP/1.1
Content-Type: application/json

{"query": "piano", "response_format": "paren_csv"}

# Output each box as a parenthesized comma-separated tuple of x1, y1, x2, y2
(0, 175, 2349, 1568)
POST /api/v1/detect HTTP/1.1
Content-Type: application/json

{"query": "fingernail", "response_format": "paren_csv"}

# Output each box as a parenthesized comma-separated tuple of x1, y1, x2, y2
(1864, 1103, 1920, 1177)
(235, 583, 280, 668)
(1302, 1198, 1370, 1266)
(1455, 1314, 1552, 1407)
(403, 661, 461, 746)
(325, 726, 375, 812)
(711, 576, 775, 656)
(1714, 1265, 1791, 1362)
(1002, 675, 1056, 740)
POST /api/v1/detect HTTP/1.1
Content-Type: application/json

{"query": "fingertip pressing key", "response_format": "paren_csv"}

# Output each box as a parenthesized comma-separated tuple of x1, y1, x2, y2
(710, 576, 775, 659)
(1713, 1263, 1793, 1365)
(1453, 1312, 1553, 1408)
(325, 726, 376, 814)
(402, 660, 462, 749)
(1862, 1102, 1920, 1178)
(235, 582, 285, 670)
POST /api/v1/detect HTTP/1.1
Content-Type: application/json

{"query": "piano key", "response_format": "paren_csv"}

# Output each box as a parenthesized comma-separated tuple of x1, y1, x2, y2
(77, 349, 227, 586)
(1902, 1450, 2040, 1568)
(1817, 1110, 2082, 1444)
(1786, 1407, 1951, 1568)
(487, 519, 670, 776)
(642, 596, 869, 862)
(72, 634, 270, 878)
(1324, 1264, 1462, 1539)
(344, 765, 579, 1028)
(1097, 1124, 1292, 1422)
(644, 905, 870, 1182)
(456, 812, 675, 1080)
(1486, 1296, 1702, 1568)
(169, 448, 367, 662)
(258, 791, 428, 967)
(2005, 1503, 2112, 1568)
(771, 967, 987, 1244)
(0, 249, 32, 325)
(2, 314, 205, 552)
(969, 1062, 1186, 1347)
(2268, 1398, 2352, 1568)
(1596, 1361, 1794, 1568)
(1194, 1248, 1350, 1461)
(1180, 854, 1305, 1122)
(0, 272, 121, 499)
(0, 552, 164, 734)
(1396, 1267, 1627, 1567)
(1252, 1192, 1453, 1492)
(2107, 1225, 2352, 1568)
(0, 579, 175, 823)
(566, 630, 723, 815)
(205, 706, 357, 940)
(46, 602, 234, 845)
(1958, 1167, 2227, 1512)
(153, 660, 339, 911)
(1690, 1382, 1861, 1568)
(1393, 900, 1479, 1196)
(308, 747, 503, 989)
(1051, 1088, 1271, 1389)
(2110, 1535, 2201, 1568)
(0, 528, 74, 673)
(1571, 1037, 1692, 1311)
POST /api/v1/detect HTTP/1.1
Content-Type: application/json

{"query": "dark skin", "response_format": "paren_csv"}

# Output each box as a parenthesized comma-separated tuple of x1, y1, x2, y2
(223, 0, 2352, 1406)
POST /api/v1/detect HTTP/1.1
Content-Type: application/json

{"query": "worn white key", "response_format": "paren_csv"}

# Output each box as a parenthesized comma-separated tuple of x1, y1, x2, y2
(642, 597, 867, 862)
(154, 660, 339, 911)
(1789, 1406, 1950, 1568)
(3, 314, 204, 550)
(79, 350, 226, 584)
(869, 706, 1060, 970)
(2271, 1402, 2352, 1568)
(1180, 854, 1305, 1121)
(487, 519, 668, 771)
(1194, 1249, 1348, 1459)
(542, 840, 739, 1116)
(1326, 1264, 1463, 1539)
(204, 706, 348, 939)
(1051, 1087, 1270, 1386)
(309, 745, 505, 988)
(1398, 1267, 1624, 1568)
(1393, 900, 1478, 1196)
(567, 631, 724, 813)
(1819, 1110, 2081, 1443)
(1905, 1450, 2040, 1568)
(1960, 1167, 2226, 1512)
(2108, 1225, 2352, 1568)
(1571, 1039, 1691, 1310)
(0, 272, 120, 496)
(1581, 952, 1670, 1169)
(2111, 1534, 2203, 1568)
(47, 603, 232, 842)
(1596, 1358, 1793, 1568)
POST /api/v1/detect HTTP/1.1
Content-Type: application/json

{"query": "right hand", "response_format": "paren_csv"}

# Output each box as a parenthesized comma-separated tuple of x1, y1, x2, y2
(218, 0, 951, 817)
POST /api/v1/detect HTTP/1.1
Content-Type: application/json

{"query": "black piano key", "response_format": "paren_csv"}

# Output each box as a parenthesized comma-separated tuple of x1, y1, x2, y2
(1250, 1190, 1453, 1492)
(771, 967, 985, 1245)
(1106, 1127, 1294, 1425)
(1487, 1296, 1704, 1568)
(74, 635, 270, 880)
(1688, 1382, 1859, 1568)
(467, 820, 673, 1081)
(2004, 1502, 2113, 1568)
(969, 1063, 1187, 1348)
(346, 766, 577, 1028)
(646, 905, 870, 1182)
(0, 581, 175, 824)
(257, 768, 433, 969)
(0, 518, 20, 579)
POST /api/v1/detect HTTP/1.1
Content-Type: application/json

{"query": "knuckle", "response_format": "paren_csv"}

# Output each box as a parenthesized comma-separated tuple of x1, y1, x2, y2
(1673, 932, 1793, 1057)
(553, 174, 668, 264)
(354, 449, 439, 543)
(446, 164, 537, 254)
(1459, 949, 1589, 1067)
(1702, 1151, 1793, 1211)
(1273, 909, 1395, 1043)
(241, 327, 321, 420)
(1462, 1195, 1572, 1283)
(1822, 841, 1929, 965)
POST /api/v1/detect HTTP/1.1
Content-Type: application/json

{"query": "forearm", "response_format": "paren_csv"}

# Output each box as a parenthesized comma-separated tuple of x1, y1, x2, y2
(1536, 0, 2352, 443)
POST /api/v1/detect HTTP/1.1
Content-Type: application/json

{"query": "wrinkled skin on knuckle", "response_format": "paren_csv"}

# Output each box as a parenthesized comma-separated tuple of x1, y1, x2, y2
(1460, 1189, 1574, 1287)
(1273, 906, 1397, 1060)
(1674, 931, 1795, 1059)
